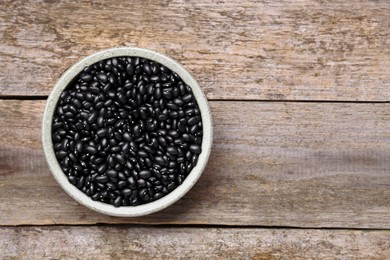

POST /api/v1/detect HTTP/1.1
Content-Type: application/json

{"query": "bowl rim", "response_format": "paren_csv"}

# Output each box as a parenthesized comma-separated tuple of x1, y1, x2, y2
(42, 47, 213, 217)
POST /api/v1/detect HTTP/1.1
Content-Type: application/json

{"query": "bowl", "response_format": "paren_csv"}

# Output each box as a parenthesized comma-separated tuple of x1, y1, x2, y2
(42, 47, 213, 217)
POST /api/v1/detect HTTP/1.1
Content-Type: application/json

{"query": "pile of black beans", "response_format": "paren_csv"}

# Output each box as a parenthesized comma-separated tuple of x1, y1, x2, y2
(52, 56, 203, 207)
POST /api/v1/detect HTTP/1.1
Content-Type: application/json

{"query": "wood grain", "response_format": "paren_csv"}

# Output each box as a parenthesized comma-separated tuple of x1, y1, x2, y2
(1, 0, 390, 101)
(1, 226, 390, 259)
(1, 100, 390, 228)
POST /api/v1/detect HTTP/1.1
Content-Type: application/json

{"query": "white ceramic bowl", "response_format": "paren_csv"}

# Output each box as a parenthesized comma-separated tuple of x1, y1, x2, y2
(42, 47, 213, 217)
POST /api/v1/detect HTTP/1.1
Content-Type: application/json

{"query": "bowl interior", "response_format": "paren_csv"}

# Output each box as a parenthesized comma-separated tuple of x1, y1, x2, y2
(42, 47, 213, 217)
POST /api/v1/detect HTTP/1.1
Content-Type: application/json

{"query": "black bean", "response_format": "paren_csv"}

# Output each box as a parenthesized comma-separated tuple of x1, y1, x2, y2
(56, 151, 67, 159)
(68, 105, 78, 114)
(154, 87, 162, 99)
(125, 177, 135, 189)
(87, 111, 98, 124)
(182, 94, 193, 103)
(89, 85, 100, 94)
(160, 73, 168, 82)
(182, 133, 193, 142)
(122, 133, 132, 142)
(138, 150, 148, 158)
(139, 170, 152, 179)
(129, 141, 138, 152)
(81, 74, 92, 82)
(177, 119, 186, 132)
(118, 93, 127, 104)
(154, 156, 167, 167)
(166, 103, 178, 110)
(121, 142, 130, 153)
(137, 178, 146, 187)
(177, 110, 185, 119)
(168, 161, 177, 169)
(162, 89, 172, 99)
(185, 109, 195, 116)
(190, 124, 199, 134)
(106, 182, 117, 190)
(96, 116, 104, 128)
(185, 151, 192, 161)
(93, 157, 105, 164)
(76, 176, 85, 189)
(153, 192, 164, 200)
(166, 146, 178, 155)
(165, 135, 174, 144)
(85, 145, 97, 154)
(126, 64, 134, 75)
(115, 154, 126, 164)
(68, 152, 77, 162)
(84, 92, 94, 101)
(158, 136, 167, 147)
(64, 111, 74, 118)
(167, 182, 177, 191)
(173, 98, 184, 106)
(139, 108, 147, 119)
(75, 92, 85, 100)
(98, 190, 108, 199)
(133, 125, 141, 137)
(97, 73, 108, 83)
(114, 132, 123, 142)
(95, 101, 104, 109)
(168, 130, 179, 137)
(115, 180, 126, 189)
(106, 170, 118, 179)
(142, 63, 152, 75)
(97, 129, 107, 137)
(158, 114, 168, 121)
(189, 144, 201, 154)
(55, 143, 63, 151)
(187, 116, 200, 126)
(143, 145, 155, 154)
(97, 164, 107, 174)
(113, 196, 122, 207)
(96, 175, 108, 183)
(177, 157, 185, 164)
(121, 189, 132, 197)
(82, 102, 92, 111)
(172, 87, 180, 97)
(138, 188, 147, 197)
(71, 100, 82, 110)
(169, 111, 178, 118)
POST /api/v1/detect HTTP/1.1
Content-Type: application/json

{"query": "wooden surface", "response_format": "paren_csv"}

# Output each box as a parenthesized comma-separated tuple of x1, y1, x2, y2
(2, 227, 390, 259)
(1, 0, 390, 258)
(2, 100, 390, 228)
(1, 0, 390, 101)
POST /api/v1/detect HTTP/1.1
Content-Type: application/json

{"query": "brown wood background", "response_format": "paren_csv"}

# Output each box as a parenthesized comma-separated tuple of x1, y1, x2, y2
(1, 0, 390, 258)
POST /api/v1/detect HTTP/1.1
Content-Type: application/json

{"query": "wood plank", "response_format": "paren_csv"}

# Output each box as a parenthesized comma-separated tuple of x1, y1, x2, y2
(1, 226, 390, 259)
(1, 100, 390, 227)
(1, 0, 389, 101)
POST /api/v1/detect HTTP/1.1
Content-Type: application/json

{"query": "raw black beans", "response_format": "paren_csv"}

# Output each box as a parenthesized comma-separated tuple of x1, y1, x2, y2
(52, 56, 203, 207)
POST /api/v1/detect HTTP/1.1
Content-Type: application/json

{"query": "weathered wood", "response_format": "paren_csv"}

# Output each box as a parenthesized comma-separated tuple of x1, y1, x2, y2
(1, 100, 390, 227)
(1, 226, 390, 259)
(1, 0, 390, 101)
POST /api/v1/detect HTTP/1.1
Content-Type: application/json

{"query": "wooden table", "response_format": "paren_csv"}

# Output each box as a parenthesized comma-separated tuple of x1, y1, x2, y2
(1, 0, 390, 258)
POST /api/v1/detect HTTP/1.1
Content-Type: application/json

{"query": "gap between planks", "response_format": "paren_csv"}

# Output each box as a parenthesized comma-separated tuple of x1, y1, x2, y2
(1, 223, 390, 231)
(2, 95, 390, 104)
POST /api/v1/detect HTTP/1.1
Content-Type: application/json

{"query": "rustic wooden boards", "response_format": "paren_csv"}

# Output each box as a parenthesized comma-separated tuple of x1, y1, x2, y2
(1, 0, 390, 101)
(1, 0, 390, 257)
(1, 100, 389, 227)
(1, 226, 390, 259)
